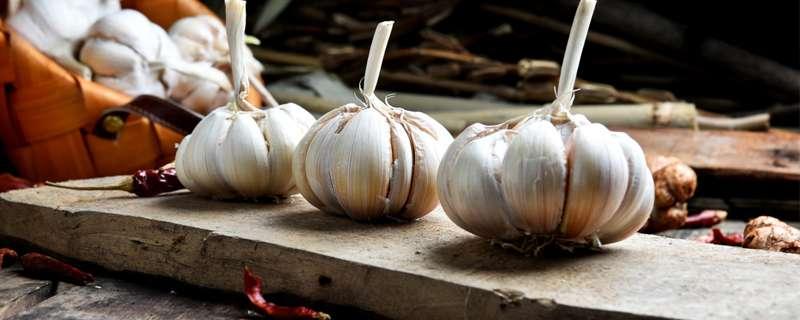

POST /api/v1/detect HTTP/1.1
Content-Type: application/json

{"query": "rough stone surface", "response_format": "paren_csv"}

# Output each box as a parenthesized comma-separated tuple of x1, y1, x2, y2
(1, 178, 799, 319)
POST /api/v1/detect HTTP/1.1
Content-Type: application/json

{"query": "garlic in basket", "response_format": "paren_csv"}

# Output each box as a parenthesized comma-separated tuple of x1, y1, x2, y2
(79, 9, 232, 113)
(292, 21, 454, 221)
(174, 0, 314, 199)
(7, 0, 120, 79)
(167, 15, 266, 113)
(436, 0, 654, 250)
(168, 15, 263, 77)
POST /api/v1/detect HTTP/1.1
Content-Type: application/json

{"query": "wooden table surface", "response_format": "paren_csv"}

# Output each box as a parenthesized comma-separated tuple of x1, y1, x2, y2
(2, 181, 799, 320)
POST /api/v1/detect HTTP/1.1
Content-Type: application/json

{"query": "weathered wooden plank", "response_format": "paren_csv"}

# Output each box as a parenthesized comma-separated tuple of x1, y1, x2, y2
(2, 181, 800, 320)
(8, 276, 245, 320)
(0, 267, 53, 319)
(624, 128, 799, 181)
(626, 128, 800, 217)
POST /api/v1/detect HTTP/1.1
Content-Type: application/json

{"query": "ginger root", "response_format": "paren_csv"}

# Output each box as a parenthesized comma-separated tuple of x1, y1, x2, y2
(648, 155, 697, 208)
(642, 155, 697, 233)
(743, 216, 800, 254)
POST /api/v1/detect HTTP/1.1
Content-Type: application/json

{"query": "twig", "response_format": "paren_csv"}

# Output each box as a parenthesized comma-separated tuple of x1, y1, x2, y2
(249, 47, 322, 67)
(697, 113, 770, 131)
(480, 4, 684, 67)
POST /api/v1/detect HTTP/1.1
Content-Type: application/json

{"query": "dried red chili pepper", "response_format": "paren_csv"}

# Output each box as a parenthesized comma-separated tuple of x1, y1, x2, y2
(0, 173, 33, 192)
(696, 228, 744, 246)
(683, 210, 727, 228)
(0, 248, 18, 270)
(21, 253, 95, 285)
(243, 267, 331, 320)
(46, 167, 183, 197)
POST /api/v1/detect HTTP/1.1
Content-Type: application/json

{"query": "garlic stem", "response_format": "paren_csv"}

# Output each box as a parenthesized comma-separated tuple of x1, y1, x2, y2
(362, 21, 394, 100)
(554, 0, 596, 115)
(226, 0, 250, 112)
(249, 73, 280, 108)
(45, 180, 133, 193)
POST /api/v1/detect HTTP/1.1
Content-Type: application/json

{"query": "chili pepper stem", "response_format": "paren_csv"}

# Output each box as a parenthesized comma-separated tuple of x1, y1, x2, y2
(45, 178, 134, 193)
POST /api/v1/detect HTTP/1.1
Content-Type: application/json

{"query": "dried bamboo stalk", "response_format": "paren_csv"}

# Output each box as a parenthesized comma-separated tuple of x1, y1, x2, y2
(268, 87, 699, 132)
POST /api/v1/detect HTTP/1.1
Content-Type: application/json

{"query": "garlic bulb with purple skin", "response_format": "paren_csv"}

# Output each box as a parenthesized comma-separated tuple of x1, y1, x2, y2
(436, 0, 654, 251)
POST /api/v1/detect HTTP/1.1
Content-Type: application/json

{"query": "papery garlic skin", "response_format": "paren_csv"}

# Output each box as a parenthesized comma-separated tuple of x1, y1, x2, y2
(293, 21, 453, 221)
(175, 0, 315, 200)
(436, 0, 653, 247)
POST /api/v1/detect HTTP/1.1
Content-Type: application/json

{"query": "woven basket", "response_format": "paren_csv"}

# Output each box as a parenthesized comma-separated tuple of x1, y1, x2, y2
(0, 0, 261, 182)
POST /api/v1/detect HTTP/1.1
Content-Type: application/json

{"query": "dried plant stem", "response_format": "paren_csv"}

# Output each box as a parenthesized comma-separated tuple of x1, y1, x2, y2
(362, 21, 394, 98)
(226, 0, 254, 111)
(554, 0, 596, 115)
(248, 74, 280, 108)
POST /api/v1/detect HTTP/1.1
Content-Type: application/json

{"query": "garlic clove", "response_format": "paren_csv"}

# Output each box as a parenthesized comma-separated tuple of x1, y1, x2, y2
(180, 81, 230, 115)
(403, 111, 453, 151)
(560, 123, 629, 239)
(175, 109, 237, 198)
(393, 120, 442, 220)
(437, 124, 522, 240)
(279, 103, 317, 129)
(385, 118, 414, 217)
(329, 108, 393, 221)
(217, 112, 271, 198)
(259, 107, 308, 195)
(597, 132, 655, 244)
(79, 39, 139, 76)
(300, 106, 361, 215)
(293, 106, 355, 212)
(501, 119, 566, 234)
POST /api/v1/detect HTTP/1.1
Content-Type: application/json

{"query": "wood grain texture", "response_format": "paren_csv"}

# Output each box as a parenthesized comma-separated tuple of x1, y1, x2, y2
(7, 277, 245, 320)
(624, 128, 800, 181)
(0, 267, 53, 320)
(2, 182, 800, 319)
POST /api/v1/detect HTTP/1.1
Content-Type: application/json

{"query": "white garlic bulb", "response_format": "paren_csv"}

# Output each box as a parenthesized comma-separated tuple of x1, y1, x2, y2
(293, 21, 454, 221)
(436, 0, 654, 249)
(78, 9, 232, 113)
(167, 14, 266, 114)
(175, 0, 315, 199)
(7, 0, 120, 79)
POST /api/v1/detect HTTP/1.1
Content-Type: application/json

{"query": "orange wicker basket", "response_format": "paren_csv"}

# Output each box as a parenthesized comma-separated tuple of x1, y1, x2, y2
(0, 0, 261, 182)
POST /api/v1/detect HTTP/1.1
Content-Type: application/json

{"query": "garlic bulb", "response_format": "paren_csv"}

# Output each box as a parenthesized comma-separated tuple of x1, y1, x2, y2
(7, 0, 120, 79)
(79, 9, 176, 97)
(175, 0, 314, 199)
(167, 15, 265, 113)
(78, 9, 232, 113)
(436, 0, 654, 249)
(168, 15, 263, 75)
(292, 21, 454, 221)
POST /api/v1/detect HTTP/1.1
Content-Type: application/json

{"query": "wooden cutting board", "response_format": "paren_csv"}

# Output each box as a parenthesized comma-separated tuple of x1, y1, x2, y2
(2, 182, 799, 319)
